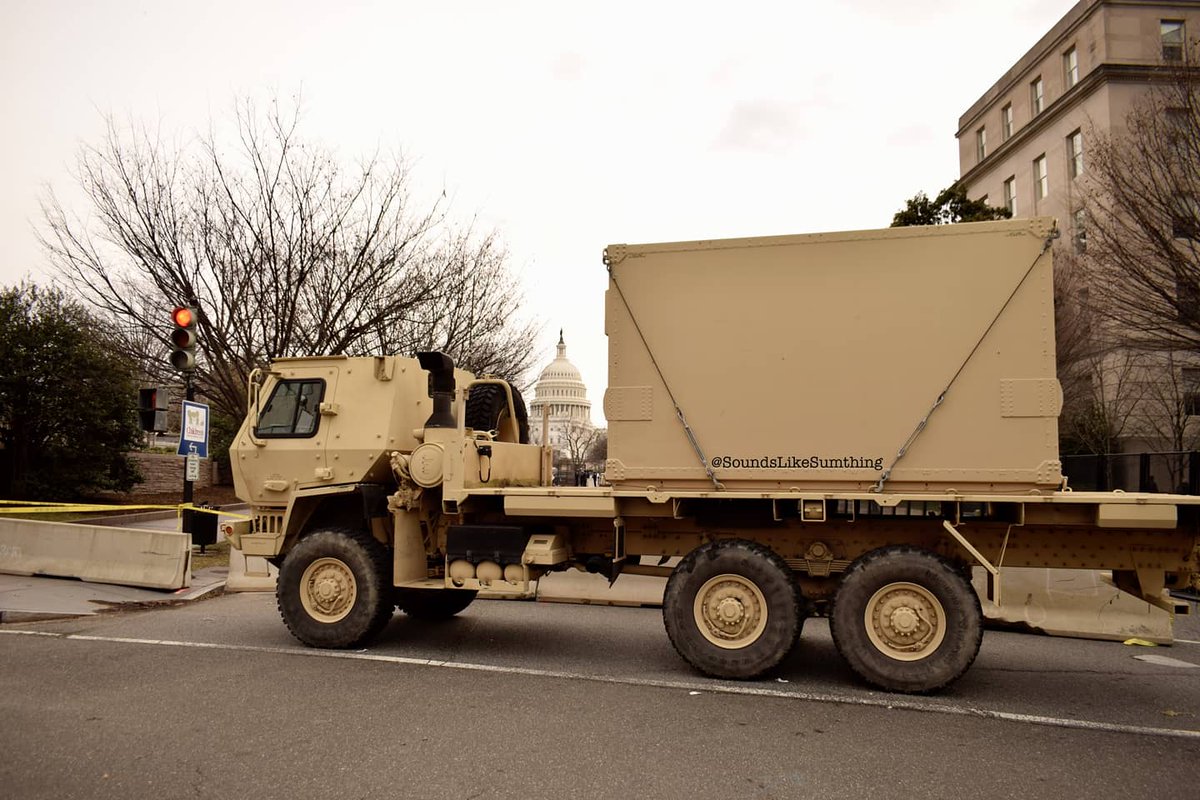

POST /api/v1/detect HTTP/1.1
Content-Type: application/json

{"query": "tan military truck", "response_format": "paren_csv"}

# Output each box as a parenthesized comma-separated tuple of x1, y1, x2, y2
(226, 217, 1199, 693)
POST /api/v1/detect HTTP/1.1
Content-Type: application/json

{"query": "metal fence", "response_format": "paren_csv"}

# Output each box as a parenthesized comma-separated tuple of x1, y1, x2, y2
(1060, 451, 1200, 493)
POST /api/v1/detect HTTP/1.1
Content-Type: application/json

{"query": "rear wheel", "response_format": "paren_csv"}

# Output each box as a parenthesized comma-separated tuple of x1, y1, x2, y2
(395, 588, 477, 619)
(830, 546, 982, 693)
(277, 528, 394, 649)
(465, 383, 530, 443)
(663, 539, 802, 679)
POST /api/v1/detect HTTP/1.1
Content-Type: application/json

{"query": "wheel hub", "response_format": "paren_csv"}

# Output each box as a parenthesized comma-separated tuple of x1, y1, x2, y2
(889, 605, 920, 634)
(693, 574, 768, 650)
(715, 596, 745, 624)
(300, 557, 357, 623)
(864, 581, 947, 662)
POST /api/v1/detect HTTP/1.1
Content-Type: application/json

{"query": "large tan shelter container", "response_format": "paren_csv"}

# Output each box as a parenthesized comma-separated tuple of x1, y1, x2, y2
(603, 218, 1063, 494)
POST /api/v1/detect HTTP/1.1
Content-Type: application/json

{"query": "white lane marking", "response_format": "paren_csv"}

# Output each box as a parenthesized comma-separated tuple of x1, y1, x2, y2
(1175, 639, 1200, 645)
(4, 629, 1199, 741)
(1134, 654, 1199, 668)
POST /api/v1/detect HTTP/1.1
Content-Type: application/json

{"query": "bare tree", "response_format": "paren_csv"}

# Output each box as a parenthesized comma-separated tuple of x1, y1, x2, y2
(1077, 53, 1200, 352)
(1130, 351, 1200, 488)
(558, 421, 602, 485)
(1059, 346, 1147, 456)
(586, 429, 608, 468)
(1053, 248, 1104, 421)
(39, 97, 538, 422)
(394, 225, 539, 380)
(1136, 352, 1198, 447)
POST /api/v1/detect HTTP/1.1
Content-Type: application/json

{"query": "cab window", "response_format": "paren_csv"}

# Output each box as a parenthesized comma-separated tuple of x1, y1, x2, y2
(255, 379, 325, 438)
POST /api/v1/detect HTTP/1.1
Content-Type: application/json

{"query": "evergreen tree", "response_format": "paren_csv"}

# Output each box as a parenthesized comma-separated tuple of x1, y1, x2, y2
(892, 182, 1011, 227)
(0, 284, 141, 500)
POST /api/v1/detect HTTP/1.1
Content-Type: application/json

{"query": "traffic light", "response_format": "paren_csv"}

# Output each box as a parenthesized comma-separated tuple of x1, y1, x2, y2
(137, 386, 169, 432)
(169, 306, 198, 372)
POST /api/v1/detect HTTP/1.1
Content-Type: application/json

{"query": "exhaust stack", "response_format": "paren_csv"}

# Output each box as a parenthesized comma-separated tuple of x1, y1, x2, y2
(416, 351, 458, 430)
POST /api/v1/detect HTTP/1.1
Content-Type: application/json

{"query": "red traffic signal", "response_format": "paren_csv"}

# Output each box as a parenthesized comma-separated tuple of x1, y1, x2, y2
(171, 306, 195, 328)
(170, 305, 198, 372)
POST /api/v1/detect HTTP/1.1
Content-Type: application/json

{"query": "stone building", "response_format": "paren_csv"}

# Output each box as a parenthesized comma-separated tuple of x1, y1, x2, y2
(957, 0, 1199, 247)
(527, 331, 595, 450)
(956, 0, 1200, 489)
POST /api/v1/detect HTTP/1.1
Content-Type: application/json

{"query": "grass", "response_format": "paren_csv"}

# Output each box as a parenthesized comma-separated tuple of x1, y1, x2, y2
(191, 539, 232, 571)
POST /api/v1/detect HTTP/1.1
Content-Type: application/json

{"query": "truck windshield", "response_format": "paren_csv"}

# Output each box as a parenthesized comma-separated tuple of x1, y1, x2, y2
(255, 379, 325, 438)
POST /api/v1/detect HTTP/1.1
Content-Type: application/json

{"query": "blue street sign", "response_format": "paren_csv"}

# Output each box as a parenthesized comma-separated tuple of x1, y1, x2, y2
(178, 400, 210, 458)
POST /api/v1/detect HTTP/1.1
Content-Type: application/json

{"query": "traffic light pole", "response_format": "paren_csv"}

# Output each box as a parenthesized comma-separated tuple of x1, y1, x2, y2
(181, 372, 195, 534)
(171, 302, 201, 543)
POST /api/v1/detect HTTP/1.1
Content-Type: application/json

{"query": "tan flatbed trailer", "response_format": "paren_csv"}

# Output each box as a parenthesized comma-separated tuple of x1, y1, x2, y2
(227, 218, 1200, 693)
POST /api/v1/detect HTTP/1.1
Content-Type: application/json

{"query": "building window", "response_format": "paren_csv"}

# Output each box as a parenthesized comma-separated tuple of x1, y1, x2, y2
(1003, 176, 1017, 216)
(1173, 194, 1199, 240)
(1033, 155, 1048, 199)
(1031, 77, 1044, 116)
(1073, 208, 1088, 253)
(976, 126, 987, 161)
(1184, 368, 1200, 416)
(1067, 130, 1083, 178)
(1178, 273, 1200, 323)
(1064, 46, 1078, 88)
(1167, 106, 1190, 150)
(1001, 103, 1013, 141)
(1162, 20, 1185, 62)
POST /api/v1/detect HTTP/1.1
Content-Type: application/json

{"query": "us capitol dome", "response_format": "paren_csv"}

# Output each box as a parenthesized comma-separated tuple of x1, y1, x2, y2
(528, 330, 593, 448)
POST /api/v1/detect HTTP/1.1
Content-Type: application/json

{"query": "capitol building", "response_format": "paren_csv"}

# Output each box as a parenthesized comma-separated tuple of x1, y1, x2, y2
(528, 331, 594, 451)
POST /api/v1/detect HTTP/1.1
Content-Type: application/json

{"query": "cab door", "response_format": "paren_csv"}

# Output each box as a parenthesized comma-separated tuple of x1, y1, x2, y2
(242, 365, 339, 505)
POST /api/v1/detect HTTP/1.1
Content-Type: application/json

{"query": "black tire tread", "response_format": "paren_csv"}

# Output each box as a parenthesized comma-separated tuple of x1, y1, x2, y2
(465, 383, 530, 444)
(276, 527, 394, 649)
(663, 539, 802, 680)
(830, 545, 983, 694)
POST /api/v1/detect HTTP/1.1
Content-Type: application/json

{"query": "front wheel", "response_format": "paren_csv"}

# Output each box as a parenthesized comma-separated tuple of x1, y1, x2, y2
(663, 539, 802, 680)
(277, 528, 394, 649)
(830, 546, 982, 693)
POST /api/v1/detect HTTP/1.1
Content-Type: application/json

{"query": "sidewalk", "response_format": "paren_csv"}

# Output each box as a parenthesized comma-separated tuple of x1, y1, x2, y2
(0, 565, 229, 623)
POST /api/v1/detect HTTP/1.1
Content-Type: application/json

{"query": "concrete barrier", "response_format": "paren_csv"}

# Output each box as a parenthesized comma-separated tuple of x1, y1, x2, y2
(0, 517, 191, 590)
(973, 567, 1174, 644)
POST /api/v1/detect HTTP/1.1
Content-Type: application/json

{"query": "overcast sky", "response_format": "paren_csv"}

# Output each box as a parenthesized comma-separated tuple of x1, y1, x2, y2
(0, 0, 1078, 422)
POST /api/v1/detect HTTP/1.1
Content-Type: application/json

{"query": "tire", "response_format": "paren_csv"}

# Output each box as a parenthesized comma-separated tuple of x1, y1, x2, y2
(465, 383, 530, 444)
(663, 539, 802, 680)
(395, 588, 477, 619)
(276, 528, 394, 649)
(830, 546, 983, 694)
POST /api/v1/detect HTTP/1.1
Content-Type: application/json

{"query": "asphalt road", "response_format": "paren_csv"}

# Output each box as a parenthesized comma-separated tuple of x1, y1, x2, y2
(2, 593, 1197, 800)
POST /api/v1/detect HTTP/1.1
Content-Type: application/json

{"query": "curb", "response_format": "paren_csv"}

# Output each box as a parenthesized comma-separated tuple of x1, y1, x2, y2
(86, 509, 180, 527)
(0, 610, 83, 624)
(174, 580, 228, 603)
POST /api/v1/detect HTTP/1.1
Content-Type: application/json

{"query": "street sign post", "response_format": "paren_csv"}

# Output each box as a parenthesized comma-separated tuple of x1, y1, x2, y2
(178, 399, 209, 538)
(185, 447, 200, 482)
(178, 401, 210, 458)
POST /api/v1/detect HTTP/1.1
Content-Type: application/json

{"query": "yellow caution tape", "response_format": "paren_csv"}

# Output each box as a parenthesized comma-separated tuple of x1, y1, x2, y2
(0, 500, 251, 520)
(1122, 637, 1159, 647)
